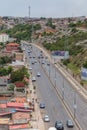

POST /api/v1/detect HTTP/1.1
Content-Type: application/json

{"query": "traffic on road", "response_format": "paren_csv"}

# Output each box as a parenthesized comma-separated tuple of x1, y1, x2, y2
(21, 42, 87, 130)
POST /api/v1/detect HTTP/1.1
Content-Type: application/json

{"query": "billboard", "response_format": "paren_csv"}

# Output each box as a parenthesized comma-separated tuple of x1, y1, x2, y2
(81, 67, 87, 81)
(51, 51, 69, 59)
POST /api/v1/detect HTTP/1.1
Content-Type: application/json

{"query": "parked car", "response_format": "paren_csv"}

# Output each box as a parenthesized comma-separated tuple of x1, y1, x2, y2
(66, 119, 74, 128)
(32, 77, 36, 82)
(43, 115, 50, 122)
(39, 103, 45, 109)
(55, 121, 64, 130)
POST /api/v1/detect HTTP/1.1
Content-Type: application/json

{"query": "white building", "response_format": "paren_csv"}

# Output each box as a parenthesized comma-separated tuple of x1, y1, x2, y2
(0, 33, 9, 43)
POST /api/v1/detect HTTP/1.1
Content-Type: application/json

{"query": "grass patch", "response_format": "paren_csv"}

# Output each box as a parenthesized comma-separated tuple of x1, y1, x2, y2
(67, 63, 80, 74)
(81, 80, 87, 84)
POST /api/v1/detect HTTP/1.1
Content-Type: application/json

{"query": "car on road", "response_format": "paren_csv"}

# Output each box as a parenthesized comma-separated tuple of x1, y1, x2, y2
(39, 103, 45, 109)
(37, 72, 41, 77)
(47, 63, 50, 66)
(29, 56, 32, 58)
(55, 121, 64, 130)
(42, 60, 45, 64)
(31, 61, 35, 64)
(48, 127, 57, 130)
(43, 115, 50, 122)
(66, 119, 74, 128)
(32, 77, 36, 82)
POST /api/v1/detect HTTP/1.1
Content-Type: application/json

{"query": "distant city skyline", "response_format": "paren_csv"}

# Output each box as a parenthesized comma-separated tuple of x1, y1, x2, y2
(0, 0, 87, 18)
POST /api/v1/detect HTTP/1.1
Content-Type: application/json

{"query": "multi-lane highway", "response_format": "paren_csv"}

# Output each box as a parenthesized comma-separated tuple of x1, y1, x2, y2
(22, 43, 79, 130)
(22, 42, 87, 130)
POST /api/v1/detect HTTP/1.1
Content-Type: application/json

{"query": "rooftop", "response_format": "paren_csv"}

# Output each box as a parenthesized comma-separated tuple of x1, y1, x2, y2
(14, 81, 25, 88)
(6, 43, 19, 46)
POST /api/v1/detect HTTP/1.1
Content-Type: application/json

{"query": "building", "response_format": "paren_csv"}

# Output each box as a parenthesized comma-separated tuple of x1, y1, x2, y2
(15, 52, 24, 61)
(0, 33, 9, 43)
(6, 43, 19, 52)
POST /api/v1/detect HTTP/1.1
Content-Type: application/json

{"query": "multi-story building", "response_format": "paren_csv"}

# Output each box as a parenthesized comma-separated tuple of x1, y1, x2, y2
(0, 33, 9, 43)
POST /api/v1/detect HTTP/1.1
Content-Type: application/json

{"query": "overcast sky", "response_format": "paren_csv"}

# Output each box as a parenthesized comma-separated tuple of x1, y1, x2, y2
(0, 0, 87, 18)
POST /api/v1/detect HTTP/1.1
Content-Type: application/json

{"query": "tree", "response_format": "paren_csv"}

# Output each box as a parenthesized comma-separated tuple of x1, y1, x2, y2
(10, 66, 30, 83)
(7, 66, 13, 73)
(83, 61, 87, 68)
(46, 18, 56, 29)
(8, 84, 15, 91)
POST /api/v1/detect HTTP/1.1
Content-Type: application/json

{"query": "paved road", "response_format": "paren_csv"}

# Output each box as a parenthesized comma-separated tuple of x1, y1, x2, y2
(31, 44, 87, 130)
(23, 43, 78, 130)
(30, 60, 77, 130)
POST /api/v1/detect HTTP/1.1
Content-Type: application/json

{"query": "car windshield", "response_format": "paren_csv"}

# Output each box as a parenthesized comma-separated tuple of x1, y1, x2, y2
(68, 120, 73, 124)
(56, 122, 62, 127)
(45, 115, 48, 118)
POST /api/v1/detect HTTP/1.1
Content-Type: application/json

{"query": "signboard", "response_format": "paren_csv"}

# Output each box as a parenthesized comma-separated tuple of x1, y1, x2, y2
(81, 67, 87, 81)
(51, 51, 69, 59)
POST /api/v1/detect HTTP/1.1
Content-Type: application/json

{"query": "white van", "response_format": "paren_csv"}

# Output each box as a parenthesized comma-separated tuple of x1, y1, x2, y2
(48, 127, 57, 130)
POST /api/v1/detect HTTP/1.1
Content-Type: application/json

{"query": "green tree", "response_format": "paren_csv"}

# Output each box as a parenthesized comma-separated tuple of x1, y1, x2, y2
(83, 61, 87, 68)
(10, 66, 30, 83)
(7, 66, 13, 73)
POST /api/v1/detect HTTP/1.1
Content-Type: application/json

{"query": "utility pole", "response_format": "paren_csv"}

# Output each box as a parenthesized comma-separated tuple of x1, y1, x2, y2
(28, 5, 32, 43)
(49, 64, 50, 79)
(73, 91, 77, 120)
(62, 77, 64, 100)
(54, 67, 56, 87)
(29, 6, 31, 19)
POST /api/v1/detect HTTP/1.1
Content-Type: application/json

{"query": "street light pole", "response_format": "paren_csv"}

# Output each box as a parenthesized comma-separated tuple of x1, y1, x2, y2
(62, 77, 64, 100)
(49, 64, 50, 78)
(73, 91, 77, 119)
(54, 67, 56, 87)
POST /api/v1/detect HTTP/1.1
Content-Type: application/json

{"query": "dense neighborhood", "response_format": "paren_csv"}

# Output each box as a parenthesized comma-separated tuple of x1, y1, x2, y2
(0, 15, 87, 130)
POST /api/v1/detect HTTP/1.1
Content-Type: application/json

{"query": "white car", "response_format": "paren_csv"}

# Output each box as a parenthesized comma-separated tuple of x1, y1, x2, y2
(37, 72, 41, 77)
(48, 127, 57, 130)
(43, 115, 50, 122)
(29, 67, 32, 70)
(32, 77, 36, 82)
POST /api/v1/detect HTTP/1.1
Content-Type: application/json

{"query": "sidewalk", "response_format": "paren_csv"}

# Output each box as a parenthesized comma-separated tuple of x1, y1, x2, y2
(55, 63, 87, 99)
(28, 79, 45, 130)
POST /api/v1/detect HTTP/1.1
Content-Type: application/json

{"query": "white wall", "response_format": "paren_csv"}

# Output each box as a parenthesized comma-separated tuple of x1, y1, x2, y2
(0, 34, 9, 43)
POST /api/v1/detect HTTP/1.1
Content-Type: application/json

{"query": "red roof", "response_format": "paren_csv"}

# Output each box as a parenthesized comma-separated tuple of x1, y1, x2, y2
(7, 43, 19, 46)
(7, 102, 24, 108)
(0, 112, 13, 116)
(0, 104, 7, 108)
(14, 82, 25, 88)
(9, 124, 29, 129)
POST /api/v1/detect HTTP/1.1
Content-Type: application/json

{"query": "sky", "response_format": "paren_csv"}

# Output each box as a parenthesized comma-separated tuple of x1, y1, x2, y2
(0, 0, 87, 18)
